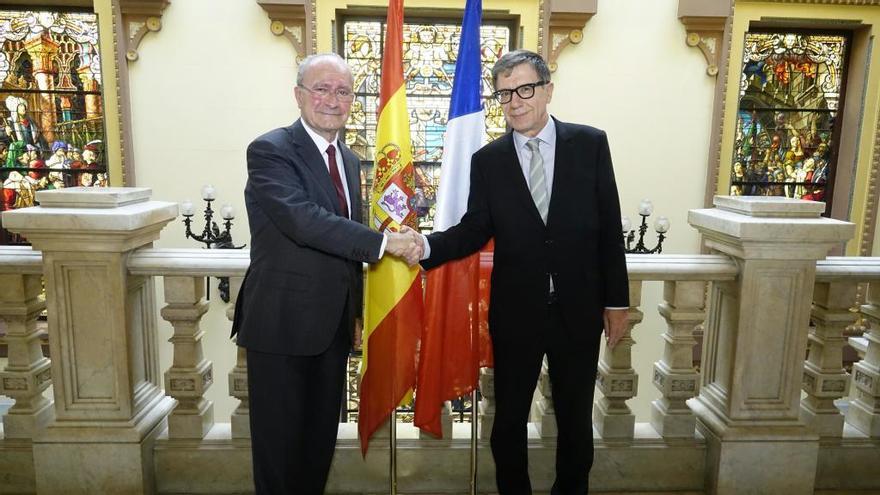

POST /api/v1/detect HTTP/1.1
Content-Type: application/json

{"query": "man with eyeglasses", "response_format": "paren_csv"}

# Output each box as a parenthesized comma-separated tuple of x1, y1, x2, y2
(232, 53, 422, 495)
(412, 49, 630, 494)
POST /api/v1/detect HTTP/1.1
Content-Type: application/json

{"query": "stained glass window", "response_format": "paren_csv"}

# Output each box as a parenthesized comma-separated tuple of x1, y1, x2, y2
(0, 9, 107, 245)
(342, 18, 511, 230)
(730, 32, 848, 213)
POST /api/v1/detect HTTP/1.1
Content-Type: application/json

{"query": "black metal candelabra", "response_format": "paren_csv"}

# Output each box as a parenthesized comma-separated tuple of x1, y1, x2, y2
(181, 186, 245, 302)
(622, 200, 670, 254)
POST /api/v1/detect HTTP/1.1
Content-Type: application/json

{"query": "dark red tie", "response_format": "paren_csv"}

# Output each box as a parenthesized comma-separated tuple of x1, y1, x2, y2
(326, 144, 349, 218)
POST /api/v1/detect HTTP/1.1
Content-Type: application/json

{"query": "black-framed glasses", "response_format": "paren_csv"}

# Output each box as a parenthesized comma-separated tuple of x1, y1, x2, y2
(297, 84, 355, 101)
(491, 80, 549, 104)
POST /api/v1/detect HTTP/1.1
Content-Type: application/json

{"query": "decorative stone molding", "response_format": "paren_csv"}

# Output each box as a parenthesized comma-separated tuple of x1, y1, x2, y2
(681, 17, 726, 76)
(540, 0, 596, 73)
(678, 0, 730, 77)
(118, 0, 170, 62)
(256, 0, 315, 62)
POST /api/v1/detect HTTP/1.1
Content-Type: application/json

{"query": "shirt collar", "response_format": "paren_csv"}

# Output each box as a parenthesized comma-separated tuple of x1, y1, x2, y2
(513, 116, 556, 151)
(300, 119, 339, 154)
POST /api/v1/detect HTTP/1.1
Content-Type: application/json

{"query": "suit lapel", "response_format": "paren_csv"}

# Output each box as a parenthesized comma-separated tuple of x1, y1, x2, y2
(500, 132, 548, 227)
(288, 120, 342, 216)
(548, 118, 573, 228)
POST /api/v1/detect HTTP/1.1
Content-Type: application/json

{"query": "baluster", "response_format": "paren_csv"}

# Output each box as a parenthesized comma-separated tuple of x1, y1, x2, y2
(594, 280, 641, 439)
(226, 276, 250, 439)
(846, 282, 880, 437)
(801, 281, 856, 436)
(161, 276, 213, 438)
(0, 274, 52, 438)
(479, 367, 495, 440)
(651, 280, 703, 438)
(534, 357, 555, 438)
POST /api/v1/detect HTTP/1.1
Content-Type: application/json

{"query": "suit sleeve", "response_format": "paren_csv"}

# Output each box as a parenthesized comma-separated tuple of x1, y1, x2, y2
(596, 131, 630, 308)
(422, 153, 493, 270)
(247, 138, 384, 263)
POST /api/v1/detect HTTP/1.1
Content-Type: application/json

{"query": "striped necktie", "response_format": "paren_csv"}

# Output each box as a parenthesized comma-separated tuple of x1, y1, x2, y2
(526, 138, 548, 224)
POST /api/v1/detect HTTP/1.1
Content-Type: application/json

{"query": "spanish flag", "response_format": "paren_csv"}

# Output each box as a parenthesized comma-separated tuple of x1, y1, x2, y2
(359, 0, 424, 455)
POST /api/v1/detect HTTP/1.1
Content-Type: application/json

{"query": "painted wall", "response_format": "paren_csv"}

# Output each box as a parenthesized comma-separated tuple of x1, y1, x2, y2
(126, 0, 715, 424)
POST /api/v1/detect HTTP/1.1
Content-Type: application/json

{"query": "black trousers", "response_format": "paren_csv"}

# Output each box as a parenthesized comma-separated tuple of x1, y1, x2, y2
(246, 320, 351, 495)
(490, 301, 602, 495)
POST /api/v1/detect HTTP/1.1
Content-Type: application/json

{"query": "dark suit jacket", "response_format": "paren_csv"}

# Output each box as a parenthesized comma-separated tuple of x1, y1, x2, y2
(422, 118, 629, 341)
(232, 119, 384, 356)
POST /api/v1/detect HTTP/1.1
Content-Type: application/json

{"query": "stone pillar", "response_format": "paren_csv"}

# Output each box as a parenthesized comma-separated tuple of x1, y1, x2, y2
(651, 280, 704, 438)
(688, 196, 854, 495)
(478, 367, 495, 440)
(593, 281, 641, 440)
(846, 282, 880, 437)
(0, 273, 52, 438)
(534, 357, 556, 438)
(226, 276, 250, 439)
(1, 187, 177, 495)
(802, 281, 855, 437)
(160, 276, 213, 439)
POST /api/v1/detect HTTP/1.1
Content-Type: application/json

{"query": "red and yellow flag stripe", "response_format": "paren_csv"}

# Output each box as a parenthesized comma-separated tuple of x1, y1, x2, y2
(358, 0, 424, 456)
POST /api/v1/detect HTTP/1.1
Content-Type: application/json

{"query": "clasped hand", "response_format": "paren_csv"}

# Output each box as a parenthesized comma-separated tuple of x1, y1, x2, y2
(385, 225, 424, 267)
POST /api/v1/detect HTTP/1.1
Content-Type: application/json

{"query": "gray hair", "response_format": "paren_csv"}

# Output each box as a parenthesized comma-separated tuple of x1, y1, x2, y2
(296, 53, 352, 86)
(491, 49, 551, 87)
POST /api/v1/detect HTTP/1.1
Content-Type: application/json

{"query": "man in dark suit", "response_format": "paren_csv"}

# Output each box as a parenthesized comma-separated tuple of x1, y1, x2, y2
(231, 53, 421, 495)
(415, 50, 630, 494)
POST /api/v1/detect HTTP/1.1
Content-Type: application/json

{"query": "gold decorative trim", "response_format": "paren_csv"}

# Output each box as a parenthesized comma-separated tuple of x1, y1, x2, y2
(256, 0, 315, 62)
(547, 12, 593, 73)
(541, 1, 596, 73)
(111, 2, 128, 185)
(705, 9, 734, 210)
(680, 16, 726, 77)
(118, 0, 169, 63)
(860, 106, 880, 256)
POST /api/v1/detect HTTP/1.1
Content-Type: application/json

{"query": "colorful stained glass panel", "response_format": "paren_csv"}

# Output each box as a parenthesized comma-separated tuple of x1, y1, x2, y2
(0, 9, 107, 245)
(730, 32, 846, 210)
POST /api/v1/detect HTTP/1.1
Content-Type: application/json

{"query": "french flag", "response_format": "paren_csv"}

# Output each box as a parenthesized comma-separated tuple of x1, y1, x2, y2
(414, 0, 492, 438)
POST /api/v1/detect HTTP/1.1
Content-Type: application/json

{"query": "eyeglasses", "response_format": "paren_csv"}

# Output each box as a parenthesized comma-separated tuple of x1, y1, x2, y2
(491, 80, 549, 104)
(298, 84, 355, 101)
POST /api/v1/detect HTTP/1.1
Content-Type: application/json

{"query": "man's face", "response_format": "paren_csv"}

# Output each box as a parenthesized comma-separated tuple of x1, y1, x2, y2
(294, 60, 354, 140)
(496, 63, 553, 138)
(83, 150, 95, 163)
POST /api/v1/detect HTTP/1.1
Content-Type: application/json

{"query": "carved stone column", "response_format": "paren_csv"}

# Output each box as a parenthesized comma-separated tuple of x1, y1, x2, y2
(651, 280, 704, 438)
(594, 281, 641, 440)
(226, 276, 250, 439)
(846, 282, 880, 437)
(1, 187, 176, 495)
(801, 281, 856, 437)
(688, 196, 854, 495)
(160, 276, 213, 439)
(0, 273, 52, 438)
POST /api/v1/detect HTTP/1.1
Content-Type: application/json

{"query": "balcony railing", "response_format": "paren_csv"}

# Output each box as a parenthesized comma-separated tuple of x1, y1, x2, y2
(1, 190, 879, 494)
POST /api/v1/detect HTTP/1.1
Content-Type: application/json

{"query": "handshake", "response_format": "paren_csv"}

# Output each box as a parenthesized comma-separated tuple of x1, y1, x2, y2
(385, 225, 425, 267)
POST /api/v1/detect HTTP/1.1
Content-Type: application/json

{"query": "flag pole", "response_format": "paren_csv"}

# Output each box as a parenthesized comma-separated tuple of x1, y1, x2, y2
(470, 389, 479, 495)
(390, 411, 397, 495)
